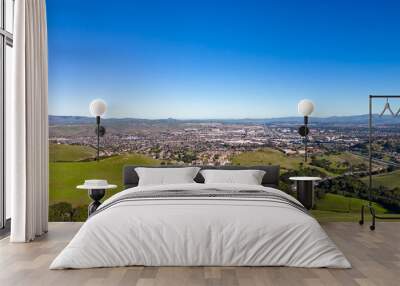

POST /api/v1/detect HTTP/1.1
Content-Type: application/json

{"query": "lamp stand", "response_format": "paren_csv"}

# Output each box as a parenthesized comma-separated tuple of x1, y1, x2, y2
(96, 116, 100, 161)
(298, 116, 309, 163)
(304, 116, 308, 162)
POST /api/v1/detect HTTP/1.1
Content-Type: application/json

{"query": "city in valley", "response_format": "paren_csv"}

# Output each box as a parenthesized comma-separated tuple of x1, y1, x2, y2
(49, 115, 400, 168)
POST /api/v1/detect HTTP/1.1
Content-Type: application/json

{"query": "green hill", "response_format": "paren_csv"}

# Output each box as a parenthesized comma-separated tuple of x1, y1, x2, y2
(231, 148, 370, 177)
(312, 193, 388, 222)
(231, 148, 306, 171)
(361, 170, 400, 189)
(50, 143, 96, 162)
(320, 152, 366, 166)
(231, 148, 391, 221)
(49, 153, 160, 206)
(316, 152, 369, 173)
(49, 146, 390, 222)
(231, 148, 327, 176)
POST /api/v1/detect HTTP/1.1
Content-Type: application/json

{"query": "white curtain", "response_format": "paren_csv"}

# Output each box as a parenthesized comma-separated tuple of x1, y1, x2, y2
(9, 0, 49, 242)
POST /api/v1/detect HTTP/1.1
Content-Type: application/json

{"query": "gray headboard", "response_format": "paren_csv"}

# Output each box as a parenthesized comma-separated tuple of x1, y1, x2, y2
(123, 165, 280, 189)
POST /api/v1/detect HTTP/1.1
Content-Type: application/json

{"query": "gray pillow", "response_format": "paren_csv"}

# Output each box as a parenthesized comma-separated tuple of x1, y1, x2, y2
(200, 169, 266, 185)
(136, 167, 201, 186)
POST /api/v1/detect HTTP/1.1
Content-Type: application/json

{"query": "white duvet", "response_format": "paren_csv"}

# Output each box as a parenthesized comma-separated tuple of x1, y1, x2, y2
(50, 183, 351, 269)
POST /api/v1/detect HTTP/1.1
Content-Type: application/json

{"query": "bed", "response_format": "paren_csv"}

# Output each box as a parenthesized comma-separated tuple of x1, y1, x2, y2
(50, 165, 350, 269)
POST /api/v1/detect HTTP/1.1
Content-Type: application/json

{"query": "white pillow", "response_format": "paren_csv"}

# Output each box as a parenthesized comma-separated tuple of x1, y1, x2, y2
(200, 169, 266, 185)
(136, 167, 200, 186)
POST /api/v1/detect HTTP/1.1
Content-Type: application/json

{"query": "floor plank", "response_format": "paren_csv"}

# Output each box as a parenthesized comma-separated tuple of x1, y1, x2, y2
(0, 222, 399, 286)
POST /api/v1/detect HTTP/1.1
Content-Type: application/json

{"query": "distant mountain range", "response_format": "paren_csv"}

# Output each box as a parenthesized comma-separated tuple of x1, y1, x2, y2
(49, 114, 400, 126)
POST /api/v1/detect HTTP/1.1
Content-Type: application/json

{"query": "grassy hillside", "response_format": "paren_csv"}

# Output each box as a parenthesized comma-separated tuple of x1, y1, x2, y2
(317, 152, 367, 172)
(231, 148, 372, 176)
(320, 152, 366, 166)
(231, 148, 367, 176)
(361, 170, 400, 189)
(49, 145, 390, 222)
(231, 148, 306, 171)
(231, 148, 329, 176)
(50, 143, 96, 162)
(231, 148, 391, 221)
(312, 193, 388, 222)
(49, 154, 160, 206)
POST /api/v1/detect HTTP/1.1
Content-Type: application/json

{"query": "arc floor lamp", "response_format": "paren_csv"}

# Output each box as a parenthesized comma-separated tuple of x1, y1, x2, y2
(89, 99, 107, 161)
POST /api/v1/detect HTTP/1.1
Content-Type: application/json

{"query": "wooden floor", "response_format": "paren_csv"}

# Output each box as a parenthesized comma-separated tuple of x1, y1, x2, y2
(0, 222, 399, 286)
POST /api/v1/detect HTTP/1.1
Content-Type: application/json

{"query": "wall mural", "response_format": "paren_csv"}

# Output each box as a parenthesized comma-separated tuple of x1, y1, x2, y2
(48, 113, 400, 222)
(47, 1, 400, 221)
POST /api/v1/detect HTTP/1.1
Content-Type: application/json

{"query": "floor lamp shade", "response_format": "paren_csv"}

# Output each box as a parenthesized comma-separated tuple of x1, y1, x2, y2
(89, 99, 107, 117)
(298, 99, 315, 117)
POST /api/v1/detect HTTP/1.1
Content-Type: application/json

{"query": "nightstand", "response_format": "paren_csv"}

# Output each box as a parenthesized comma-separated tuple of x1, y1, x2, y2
(77, 180, 117, 216)
(289, 177, 321, 210)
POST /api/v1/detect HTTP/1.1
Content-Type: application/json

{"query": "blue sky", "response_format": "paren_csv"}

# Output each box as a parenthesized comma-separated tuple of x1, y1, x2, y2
(47, 0, 400, 119)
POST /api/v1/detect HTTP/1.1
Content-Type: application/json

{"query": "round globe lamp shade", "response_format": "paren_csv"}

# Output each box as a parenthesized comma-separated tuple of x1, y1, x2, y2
(89, 99, 107, 117)
(298, 99, 315, 116)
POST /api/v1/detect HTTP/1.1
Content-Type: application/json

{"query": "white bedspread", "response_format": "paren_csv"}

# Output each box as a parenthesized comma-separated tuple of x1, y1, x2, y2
(50, 183, 351, 269)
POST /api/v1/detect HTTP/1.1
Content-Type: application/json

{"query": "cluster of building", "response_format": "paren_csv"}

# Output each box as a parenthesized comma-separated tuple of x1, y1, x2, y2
(49, 121, 400, 166)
